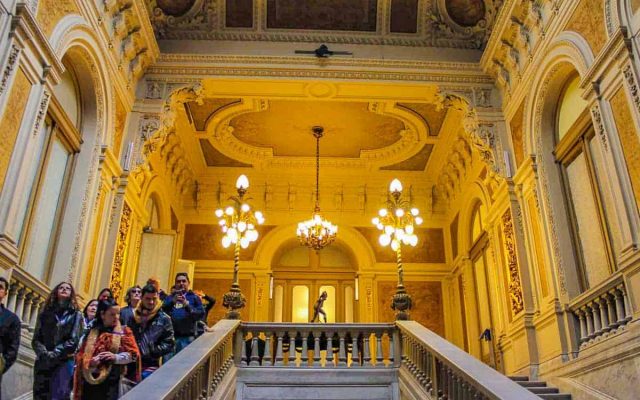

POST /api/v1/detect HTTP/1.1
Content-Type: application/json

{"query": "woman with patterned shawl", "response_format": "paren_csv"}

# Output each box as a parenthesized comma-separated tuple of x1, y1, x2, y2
(73, 299, 141, 400)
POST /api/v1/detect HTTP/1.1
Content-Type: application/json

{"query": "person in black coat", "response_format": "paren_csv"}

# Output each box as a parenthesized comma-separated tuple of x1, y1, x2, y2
(127, 284, 174, 380)
(32, 282, 83, 400)
(0, 277, 20, 400)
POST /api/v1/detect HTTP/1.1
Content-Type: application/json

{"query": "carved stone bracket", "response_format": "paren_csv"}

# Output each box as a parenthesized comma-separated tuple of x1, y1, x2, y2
(590, 104, 608, 152)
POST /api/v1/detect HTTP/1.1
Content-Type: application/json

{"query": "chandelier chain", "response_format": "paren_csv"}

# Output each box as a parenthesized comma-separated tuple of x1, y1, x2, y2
(315, 133, 320, 206)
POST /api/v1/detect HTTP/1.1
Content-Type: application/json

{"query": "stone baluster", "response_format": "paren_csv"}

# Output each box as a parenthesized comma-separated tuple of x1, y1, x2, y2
(613, 289, 626, 325)
(14, 286, 26, 323)
(605, 292, 617, 329)
(29, 295, 43, 331)
(300, 331, 308, 367)
(21, 290, 34, 329)
(6, 282, 18, 312)
(274, 331, 284, 366)
(576, 309, 587, 344)
(376, 332, 384, 366)
(618, 284, 632, 321)
(288, 334, 296, 366)
(362, 332, 371, 366)
(388, 332, 395, 367)
(351, 334, 359, 366)
(408, 337, 417, 375)
(249, 332, 260, 366)
(595, 297, 610, 333)
(583, 305, 594, 339)
(326, 333, 334, 368)
(589, 302, 601, 336)
(337, 331, 347, 367)
(418, 347, 427, 386)
(240, 332, 248, 365)
(263, 332, 272, 366)
(313, 333, 321, 366)
(426, 351, 433, 391)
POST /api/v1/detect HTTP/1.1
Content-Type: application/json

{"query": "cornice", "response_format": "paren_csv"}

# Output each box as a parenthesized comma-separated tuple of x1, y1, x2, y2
(145, 55, 495, 85)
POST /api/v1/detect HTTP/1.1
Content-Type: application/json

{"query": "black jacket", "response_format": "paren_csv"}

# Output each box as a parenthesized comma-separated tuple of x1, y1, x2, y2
(32, 305, 82, 369)
(128, 305, 175, 368)
(120, 305, 135, 327)
(0, 305, 21, 373)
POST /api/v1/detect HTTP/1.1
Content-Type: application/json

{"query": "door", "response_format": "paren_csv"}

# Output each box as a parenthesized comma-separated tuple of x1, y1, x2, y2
(470, 233, 497, 368)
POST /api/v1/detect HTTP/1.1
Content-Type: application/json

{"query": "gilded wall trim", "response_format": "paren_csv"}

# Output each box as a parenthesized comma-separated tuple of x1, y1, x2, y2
(501, 209, 524, 316)
(110, 202, 132, 301)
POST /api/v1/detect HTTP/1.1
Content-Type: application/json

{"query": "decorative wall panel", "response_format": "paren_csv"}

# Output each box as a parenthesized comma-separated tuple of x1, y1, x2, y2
(110, 202, 133, 301)
(390, 0, 418, 33)
(501, 209, 524, 315)
(0, 68, 31, 192)
(377, 280, 444, 336)
(226, 0, 253, 28)
(36, 0, 79, 37)
(194, 278, 253, 323)
(509, 100, 525, 168)
(566, 0, 606, 56)
(357, 227, 446, 263)
(610, 86, 640, 213)
(183, 223, 274, 260)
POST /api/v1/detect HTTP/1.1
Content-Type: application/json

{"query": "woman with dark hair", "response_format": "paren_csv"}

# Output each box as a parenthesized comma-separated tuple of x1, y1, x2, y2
(32, 282, 83, 400)
(120, 286, 141, 326)
(73, 299, 140, 400)
(97, 288, 114, 302)
(82, 299, 99, 335)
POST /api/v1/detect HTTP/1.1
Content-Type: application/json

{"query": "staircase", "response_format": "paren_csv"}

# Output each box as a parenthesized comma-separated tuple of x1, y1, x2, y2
(510, 376, 572, 400)
(121, 320, 555, 400)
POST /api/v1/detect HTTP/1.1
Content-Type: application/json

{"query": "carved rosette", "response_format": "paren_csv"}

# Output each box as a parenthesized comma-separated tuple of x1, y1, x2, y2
(501, 209, 524, 316)
(110, 202, 132, 301)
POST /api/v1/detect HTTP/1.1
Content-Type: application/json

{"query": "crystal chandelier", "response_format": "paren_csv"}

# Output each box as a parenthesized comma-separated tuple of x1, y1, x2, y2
(296, 126, 337, 250)
(372, 178, 423, 320)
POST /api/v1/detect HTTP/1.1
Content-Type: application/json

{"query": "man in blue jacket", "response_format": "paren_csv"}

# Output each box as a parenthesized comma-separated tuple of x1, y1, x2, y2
(162, 273, 204, 359)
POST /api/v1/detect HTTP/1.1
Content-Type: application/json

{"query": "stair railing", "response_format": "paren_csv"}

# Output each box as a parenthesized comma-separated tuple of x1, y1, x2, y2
(121, 319, 240, 400)
(397, 321, 540, 400)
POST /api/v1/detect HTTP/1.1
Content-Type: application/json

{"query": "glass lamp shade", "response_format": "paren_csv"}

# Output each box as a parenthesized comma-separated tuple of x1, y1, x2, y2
(236, 174, 249, 190)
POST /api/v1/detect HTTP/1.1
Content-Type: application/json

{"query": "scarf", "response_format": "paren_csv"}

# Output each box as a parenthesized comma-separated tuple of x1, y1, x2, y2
(73, 322, 141, 399)
(133, 299, 163, 326)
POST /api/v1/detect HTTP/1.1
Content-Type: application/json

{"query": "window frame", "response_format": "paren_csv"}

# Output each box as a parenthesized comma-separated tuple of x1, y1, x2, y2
(19, 91, 82, 283)
(553, 89, 615, 292)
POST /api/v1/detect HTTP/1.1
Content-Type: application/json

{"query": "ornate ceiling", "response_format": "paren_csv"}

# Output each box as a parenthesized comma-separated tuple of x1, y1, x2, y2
(181, 95, 449, 171)
(146, 0, 504, 49)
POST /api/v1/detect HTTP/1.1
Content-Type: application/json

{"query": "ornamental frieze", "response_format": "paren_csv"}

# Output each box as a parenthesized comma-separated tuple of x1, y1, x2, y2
(501, 209, 524, 316)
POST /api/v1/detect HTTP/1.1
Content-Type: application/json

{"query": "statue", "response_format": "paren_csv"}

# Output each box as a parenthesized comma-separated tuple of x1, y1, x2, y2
(311, 291, 328, 323)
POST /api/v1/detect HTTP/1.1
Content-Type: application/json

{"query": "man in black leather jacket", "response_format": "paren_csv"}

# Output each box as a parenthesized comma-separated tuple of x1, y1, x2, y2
(127, 283, 175, 380)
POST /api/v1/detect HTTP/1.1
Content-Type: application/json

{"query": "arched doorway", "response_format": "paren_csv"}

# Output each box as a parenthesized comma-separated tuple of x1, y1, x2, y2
(270, 240, 357, 323)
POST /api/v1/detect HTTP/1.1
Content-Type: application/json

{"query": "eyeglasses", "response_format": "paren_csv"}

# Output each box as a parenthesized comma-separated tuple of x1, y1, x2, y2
(131, 289, 142, 294)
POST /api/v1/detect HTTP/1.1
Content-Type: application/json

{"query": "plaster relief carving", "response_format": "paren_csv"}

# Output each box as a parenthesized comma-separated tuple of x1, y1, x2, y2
(110, 201, 132, 301)
(501, 209, 524, 316)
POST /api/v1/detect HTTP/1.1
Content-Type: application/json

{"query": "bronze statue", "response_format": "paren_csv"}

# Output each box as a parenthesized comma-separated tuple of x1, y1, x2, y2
(311, 291, 328, 323)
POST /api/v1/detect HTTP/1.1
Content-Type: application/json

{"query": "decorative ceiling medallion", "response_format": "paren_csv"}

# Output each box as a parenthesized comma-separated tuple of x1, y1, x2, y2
(304, 82, 337, 98)
(445, 0, 486, 28)
(155, 0, 197, 17)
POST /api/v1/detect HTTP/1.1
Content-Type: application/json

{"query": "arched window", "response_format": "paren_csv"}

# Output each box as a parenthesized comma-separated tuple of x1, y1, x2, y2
(554, 73, 614, 290)
(21, 62, 82, 282)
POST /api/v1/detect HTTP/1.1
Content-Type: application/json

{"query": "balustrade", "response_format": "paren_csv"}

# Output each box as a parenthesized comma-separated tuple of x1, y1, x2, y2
(5, 268, 48, 333)
(570, 275, 632, 348)
(236, 323, 397, 369)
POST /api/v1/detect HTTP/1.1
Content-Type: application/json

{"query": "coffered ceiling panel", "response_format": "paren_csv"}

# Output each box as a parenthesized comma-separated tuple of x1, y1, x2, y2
(147, 0, 504, 49)
(228, 100, 405, 158)
(185, 98, 241, 131)
(397, 103, 447, 136)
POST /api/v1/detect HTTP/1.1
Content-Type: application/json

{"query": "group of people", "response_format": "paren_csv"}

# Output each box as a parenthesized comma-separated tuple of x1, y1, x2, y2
(0, 273, 215, 400)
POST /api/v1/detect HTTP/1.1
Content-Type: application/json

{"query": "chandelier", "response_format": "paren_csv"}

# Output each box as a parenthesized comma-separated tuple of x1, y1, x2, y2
(296, 126, 337, 250)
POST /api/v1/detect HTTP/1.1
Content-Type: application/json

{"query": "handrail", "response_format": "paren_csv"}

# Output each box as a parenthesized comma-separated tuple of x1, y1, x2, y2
(121, 319, 240, 400)
(397, 321, 540, 400)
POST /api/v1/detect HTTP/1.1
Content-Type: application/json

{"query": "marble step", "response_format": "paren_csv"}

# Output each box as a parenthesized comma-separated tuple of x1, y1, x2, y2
(517, 381, 548, 387)
(509, 376, 571, 400)
(539, 394, 571, 400)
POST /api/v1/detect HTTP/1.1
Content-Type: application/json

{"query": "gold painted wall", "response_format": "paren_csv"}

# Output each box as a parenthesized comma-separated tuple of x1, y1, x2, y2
(377, 280, 444, 336)
(182, 223, 274, 261)
(566, 0, 607, 56)
(113, 93, 127, 157)
(357, 227, 446, 263)
(610, 87, 640, 213)
(36, 0, 80, 37)
(193, 278, 253, 323)
(0, 68, 31, 192)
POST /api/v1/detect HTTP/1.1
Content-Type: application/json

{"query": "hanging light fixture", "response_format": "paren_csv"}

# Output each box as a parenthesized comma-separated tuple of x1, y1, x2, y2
(296, 126, 337, 250)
